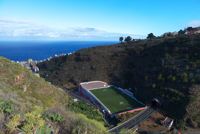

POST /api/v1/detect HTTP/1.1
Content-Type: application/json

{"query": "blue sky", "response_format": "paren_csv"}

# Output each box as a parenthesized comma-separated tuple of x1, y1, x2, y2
(0, 0, 200, 40)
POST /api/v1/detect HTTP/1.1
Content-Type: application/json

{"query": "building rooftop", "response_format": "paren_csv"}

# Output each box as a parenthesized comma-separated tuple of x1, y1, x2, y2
(80, 81, 108, 90)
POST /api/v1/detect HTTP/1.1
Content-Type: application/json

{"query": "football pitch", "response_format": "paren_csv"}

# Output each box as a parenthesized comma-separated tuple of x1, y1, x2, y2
(90, 87, 143, 113)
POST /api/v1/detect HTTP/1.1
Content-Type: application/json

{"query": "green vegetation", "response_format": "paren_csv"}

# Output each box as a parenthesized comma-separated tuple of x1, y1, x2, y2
(178, 29, 185, 35)
(36, 125, 52, 134)
(69, 98, 104, 122)
(147, 33, 156, 39)
(71, 114, 107, 134)
(119, 36, 124, 43)
(0, 57, 68, 111)
(91, 87, 143, 113)
(43, 112, 64, 122)
(38, 33, 200, 129)
(0, 100, 13, 114)
(21, 106, 45, 134)
(0, 57, 107, 134)
(4, 105, 107, 134)
(6, 114, 21, 133)
(5, 106, 46, 134)
(124, 36, 132, 42)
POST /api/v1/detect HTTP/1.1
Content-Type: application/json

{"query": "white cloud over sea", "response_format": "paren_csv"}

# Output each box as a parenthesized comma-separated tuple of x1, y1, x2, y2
(0, 19, 143, 41)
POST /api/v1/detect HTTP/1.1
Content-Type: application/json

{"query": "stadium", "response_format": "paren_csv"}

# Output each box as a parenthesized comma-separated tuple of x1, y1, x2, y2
(79, 81, 145, 116)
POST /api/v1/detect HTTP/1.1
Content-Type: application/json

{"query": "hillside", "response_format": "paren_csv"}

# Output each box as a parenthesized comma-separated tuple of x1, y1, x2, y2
(0, 57, 107, 134)
(0, 57, 68, 111)
(38, 33, 200, 129)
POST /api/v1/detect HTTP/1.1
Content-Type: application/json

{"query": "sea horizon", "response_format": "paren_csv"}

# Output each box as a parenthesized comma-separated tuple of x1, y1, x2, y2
(0, 41, 117, 61)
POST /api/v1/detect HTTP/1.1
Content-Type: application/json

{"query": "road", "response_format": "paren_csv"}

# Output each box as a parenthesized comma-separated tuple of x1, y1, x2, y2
(108, 107, 155, 133)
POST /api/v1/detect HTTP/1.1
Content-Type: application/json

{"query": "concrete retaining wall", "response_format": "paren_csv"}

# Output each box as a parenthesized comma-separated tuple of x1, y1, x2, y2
(112, 85, 145, 106)
(79, 86, 111, 114)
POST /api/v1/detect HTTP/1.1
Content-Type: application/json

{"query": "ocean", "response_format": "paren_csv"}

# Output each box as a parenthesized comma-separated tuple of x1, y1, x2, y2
(0, 41, 116, 61)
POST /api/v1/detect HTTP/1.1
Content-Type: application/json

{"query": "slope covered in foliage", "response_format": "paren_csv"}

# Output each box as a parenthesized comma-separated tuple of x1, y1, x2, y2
(0, 57, 107, 134)
(0, 57, 68, 111)
(38, 34, 200, 129)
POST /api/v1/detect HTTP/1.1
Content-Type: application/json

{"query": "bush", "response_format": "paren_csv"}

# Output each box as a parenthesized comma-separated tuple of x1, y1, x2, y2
(72, 114, 107, 134)
(158, 74, 163, 81)
(124, 36, 132, 42)
(182, 72, 188, 83)
(0, 100, 13, 114)
(36, 125, 53, 134)
(147, 33, 156, 39)
(6, 114, 21, 133)
(43, 112, 64, 122)
(21, 106, 45, 134)
(58, 112, 107, 134)
(69, 99, 104, 122)
(5, 106, 59, 134)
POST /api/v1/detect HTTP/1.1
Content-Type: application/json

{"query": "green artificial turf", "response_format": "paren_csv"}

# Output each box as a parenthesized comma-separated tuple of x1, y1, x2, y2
(90, 87, 143, 113)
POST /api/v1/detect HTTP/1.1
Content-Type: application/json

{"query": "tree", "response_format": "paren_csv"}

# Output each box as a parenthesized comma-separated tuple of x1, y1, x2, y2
(147, 33, 156, 40)
(178, 30, 185, 35)
(166, 32, 173, 37)
(124, 36, 132, 42)
(119, 37, 124, 43)
(187, 27, 193, 31)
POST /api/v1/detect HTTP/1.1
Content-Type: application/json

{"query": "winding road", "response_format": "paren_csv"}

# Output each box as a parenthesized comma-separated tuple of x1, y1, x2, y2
(108, 107, 155, 133)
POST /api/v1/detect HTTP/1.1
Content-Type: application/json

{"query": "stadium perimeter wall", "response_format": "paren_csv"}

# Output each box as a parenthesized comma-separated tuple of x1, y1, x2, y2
(79, 82, 112, 115)
(79, 81, 146, 116)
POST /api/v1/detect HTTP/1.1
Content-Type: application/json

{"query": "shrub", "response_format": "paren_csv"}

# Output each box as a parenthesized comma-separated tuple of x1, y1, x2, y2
(124, 36, 132, 42)
(69, 99, 104, 122)
(152, 83, 156, 88)
(0, 100, 13, 114)
(158, 74, 163, 81)
(43, 112, 64, 122)
(6, 114, 21, 133)
(21, 106, 45, 134)
(182, 72, 188, 83)
(36, 125, 53, 134)
(72, 114, 107, 134)
(172, 76, 176, 81)
(58, 112, 107, 134)
(147, 33, 156, 39)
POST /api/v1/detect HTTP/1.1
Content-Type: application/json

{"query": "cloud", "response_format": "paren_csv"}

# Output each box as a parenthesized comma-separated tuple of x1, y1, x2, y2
(0, 19, 53, 38)
(188, 20, 200, 27)
(0, 19, 143, 40)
